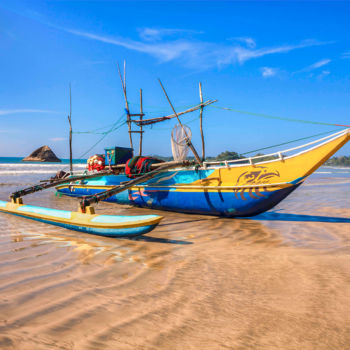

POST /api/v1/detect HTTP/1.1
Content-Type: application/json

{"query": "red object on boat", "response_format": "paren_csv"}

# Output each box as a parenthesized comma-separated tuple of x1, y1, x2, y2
(87, 154, 105, 171)
(125, 156, 163, 178)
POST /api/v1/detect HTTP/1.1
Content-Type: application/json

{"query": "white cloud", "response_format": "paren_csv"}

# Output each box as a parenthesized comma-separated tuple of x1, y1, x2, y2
(342, 51, 350, 58)
(50, 137, 66, 142)
(232, 37, 256, 48)
(0, 109, 56, 116)
(139, 28, 162, 41)
(138, 28, 203, 42)
(296, 58, 331, 73)
(307, 59, 331, 70)
(261, 67, 277, 78)
(318, 70, 330, 78)
(63, 27, 329, 70)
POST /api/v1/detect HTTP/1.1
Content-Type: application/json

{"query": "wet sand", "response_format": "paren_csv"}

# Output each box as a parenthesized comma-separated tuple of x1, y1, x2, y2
(1, 170, 350, 349)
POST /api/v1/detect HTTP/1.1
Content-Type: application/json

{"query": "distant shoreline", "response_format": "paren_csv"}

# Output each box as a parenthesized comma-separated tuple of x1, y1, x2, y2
(0, 157, 87, 164)
(1, 156, 349, 167)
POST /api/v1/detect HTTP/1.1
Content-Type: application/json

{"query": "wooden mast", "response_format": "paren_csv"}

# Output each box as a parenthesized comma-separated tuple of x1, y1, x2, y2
(158, 79, 202, 166)
(117, 62, 133, 153)
(68, 83, 73, 174)
(199, 82, 205, 161)
(139, 88, 143, 156)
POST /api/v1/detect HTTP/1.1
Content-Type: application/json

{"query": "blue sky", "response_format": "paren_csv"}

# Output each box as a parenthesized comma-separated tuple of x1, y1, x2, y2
(1, 0, 350, 158)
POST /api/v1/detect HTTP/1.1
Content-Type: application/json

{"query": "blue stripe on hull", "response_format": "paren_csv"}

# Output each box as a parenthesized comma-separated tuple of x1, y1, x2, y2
(1, 211, 157, 237)
(58, 184, 300, 217)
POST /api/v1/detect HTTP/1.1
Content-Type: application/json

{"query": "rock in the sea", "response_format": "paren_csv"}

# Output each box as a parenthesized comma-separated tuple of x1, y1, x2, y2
(22, 145, 61, 162)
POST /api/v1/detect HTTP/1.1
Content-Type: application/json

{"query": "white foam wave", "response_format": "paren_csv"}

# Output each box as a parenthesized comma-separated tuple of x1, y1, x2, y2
(0, 163, 86, 168)
(0, 170, 65, 175)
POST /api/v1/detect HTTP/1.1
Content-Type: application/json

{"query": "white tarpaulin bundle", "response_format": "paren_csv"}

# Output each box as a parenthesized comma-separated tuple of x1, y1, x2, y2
(171, 124, 192, 161)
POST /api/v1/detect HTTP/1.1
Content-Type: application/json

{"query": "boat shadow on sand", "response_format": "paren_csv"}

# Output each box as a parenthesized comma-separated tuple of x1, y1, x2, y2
(133, 235, 193, 245)
(254, 212, 350, 223)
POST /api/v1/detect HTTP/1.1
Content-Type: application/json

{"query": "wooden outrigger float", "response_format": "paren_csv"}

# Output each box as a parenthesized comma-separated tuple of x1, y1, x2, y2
(0, 200, 162, 237)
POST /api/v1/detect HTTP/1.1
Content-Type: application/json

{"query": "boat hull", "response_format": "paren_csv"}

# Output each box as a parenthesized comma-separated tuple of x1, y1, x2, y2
(56, 129, 350, 217)
(57, 180, 301, 217)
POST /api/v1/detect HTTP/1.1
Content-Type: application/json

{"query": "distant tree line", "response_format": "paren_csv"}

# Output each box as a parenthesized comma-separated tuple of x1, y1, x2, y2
(325, 156, 350, 167)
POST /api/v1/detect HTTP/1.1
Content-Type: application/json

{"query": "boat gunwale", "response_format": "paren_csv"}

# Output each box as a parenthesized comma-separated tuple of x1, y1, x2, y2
(61, 128, 350, 184)
(201, 128, 350, 169)
(57, 182, 294, 191)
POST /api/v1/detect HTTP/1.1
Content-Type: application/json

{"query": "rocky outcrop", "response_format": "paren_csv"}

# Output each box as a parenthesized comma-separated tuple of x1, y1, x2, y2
(22, 146, 61, 162)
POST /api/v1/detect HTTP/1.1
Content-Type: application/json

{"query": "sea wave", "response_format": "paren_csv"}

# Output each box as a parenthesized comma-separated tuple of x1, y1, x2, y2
(0, 170, 70, 175)
(322, 166, 350, 170)
(0, 163, 86, 168)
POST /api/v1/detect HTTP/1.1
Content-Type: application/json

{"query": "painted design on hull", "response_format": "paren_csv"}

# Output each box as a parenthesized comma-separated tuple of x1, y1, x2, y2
(234, 166, 280, 200)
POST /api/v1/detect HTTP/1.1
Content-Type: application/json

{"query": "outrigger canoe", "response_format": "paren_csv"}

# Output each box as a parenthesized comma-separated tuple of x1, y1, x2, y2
(0, 200, 162, 237)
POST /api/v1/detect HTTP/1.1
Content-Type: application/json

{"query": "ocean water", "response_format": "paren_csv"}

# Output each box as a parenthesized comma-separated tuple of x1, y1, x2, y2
(0, 161, 350, 349)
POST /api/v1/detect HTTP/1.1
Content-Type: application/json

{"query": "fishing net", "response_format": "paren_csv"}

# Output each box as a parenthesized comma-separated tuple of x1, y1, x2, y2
(171, 124, 192, 161)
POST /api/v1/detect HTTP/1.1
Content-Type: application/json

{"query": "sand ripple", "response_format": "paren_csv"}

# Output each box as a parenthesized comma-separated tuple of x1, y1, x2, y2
(1, 172, 350, 349)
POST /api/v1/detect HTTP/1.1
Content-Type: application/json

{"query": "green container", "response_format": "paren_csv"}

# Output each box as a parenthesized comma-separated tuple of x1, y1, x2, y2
(105, 147, 133, 166)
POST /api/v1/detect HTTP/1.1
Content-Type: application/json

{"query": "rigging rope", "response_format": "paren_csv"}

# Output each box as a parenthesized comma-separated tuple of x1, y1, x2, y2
(210, 105, 350, 128)
(73, 114, 126, 135)
(241, 128, 343, 155)
(69, 113, 127, 163)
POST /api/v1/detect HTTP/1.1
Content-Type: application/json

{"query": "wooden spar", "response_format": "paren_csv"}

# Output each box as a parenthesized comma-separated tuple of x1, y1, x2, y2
(11, 160, 195, 200)
(68, 83, 73, 174)
(139, 88, 143, 156)
(130, 99, 217, 126)
(199, 82, 205, 161)
(11, 170, 114, 200)
(117, 62, 133, 152)
(123, 60, 126, 91)
(80, 161, 185, 211)
(158, 79, 202, 166)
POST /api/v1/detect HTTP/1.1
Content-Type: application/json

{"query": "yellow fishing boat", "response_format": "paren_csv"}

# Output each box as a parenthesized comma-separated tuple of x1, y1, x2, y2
(57, 129, 350, 217)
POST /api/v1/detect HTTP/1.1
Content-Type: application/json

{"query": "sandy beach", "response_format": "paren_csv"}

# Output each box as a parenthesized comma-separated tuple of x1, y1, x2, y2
(0, 164, 350, 349)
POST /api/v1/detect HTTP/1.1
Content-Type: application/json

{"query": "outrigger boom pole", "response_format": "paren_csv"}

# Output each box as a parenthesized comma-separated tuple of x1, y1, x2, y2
(79, 160, 187, 212)
(158, 79, 202, 166)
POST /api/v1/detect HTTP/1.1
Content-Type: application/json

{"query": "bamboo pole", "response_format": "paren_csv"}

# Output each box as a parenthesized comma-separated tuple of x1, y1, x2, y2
(139, 88, 143, 156)
(130, 99, 217, 126)
(158, 79, 202, 166)
(68, 83, 73, 174)
(117, 62, 133, 152)
(199, 82, 205, 161)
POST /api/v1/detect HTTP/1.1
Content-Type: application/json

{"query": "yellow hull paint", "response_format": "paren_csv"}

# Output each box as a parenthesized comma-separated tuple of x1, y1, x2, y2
(195, 130, 350, 189)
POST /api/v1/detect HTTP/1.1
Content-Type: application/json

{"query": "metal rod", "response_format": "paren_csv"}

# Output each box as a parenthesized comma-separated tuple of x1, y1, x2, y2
(158, 79, 202, 165)
(199, 82, 205, 161)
